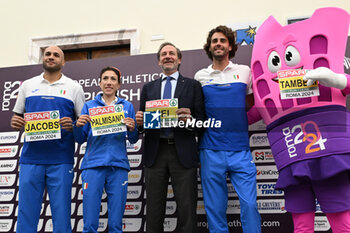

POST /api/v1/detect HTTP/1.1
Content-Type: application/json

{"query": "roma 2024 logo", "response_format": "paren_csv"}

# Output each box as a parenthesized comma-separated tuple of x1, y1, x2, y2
(282, 121, 327, 158)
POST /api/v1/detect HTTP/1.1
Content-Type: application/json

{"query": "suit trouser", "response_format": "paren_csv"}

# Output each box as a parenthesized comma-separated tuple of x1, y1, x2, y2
(200, 149, 261, 233)
(145, 140, 198, 233)
(17, 164, 73, 233)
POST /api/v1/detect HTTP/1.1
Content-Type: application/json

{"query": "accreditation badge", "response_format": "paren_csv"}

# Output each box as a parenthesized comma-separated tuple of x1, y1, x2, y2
(89, 105, 126, 136)
(24, 110, 61, 142)
(145, 98, 178, 128)
(278, 69, 319, 99)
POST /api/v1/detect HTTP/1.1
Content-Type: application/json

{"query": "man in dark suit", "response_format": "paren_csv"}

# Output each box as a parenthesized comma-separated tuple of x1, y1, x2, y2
(136, 42, 205, 233)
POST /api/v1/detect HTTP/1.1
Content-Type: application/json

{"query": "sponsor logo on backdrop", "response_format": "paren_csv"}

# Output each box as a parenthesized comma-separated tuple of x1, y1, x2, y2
(227, 183, 238, 197)
(257, 182, 283, 196)
(128, 170, 142, 183)
(248, 119, 266, 131)
(128, 154, 142, 168)
(71, 187, 76, 200)
(256, 166, 279, 180)
(196, 201, 206, 215)
(98, 218, 108, 231)
(78, 174, 82, 185)
(46, 203, 76, 216)
(73, 157, 78, 169)
(225, 199, 286, 214)
(167, 185, 174, 198)
(2, 80, 21, 112)
(127, 186, 142, 199)
(198, 184, 203, 198)
(314, 216, 331, 231)
(74, 142, 78, 153)
(163, 218, 177, 232)
(0, 160, 17, 172)
(124, 202, 142, 215)
(0, 189, 15, 202)
(102, 189, 107, 200)
(0, 146, 18, 158)
(122, 218, 142, 232)
(40, 203, 44, 215)
(79, 142, 87, 154)
(249, 133, 270, 147)
(126, 140, 142, 153)
(78, 188, 83, 201)
(0, 204, 14, 216)
(77, 203, 83, 216)
(0, 132, 19, 144)
(20, 132, 24, 143)
(227, 200, 240, 214)
(257, 199, 286, 213)
(0, 175, 16, 187)
(0, 219, 12, 232)
(76, 218, 84, 232)
(166, 201, 176, 215)
(316, 199, 322, 213)
(45, 219, 75, 232)
(144, 184, 175, 199)
(100, 202, 107, 215)
(37, 219, 43, 232)
(252, 149, 274, 163)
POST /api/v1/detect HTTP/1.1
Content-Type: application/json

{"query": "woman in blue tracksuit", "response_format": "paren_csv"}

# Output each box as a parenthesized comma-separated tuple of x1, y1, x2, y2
(73, 66, 138, 233)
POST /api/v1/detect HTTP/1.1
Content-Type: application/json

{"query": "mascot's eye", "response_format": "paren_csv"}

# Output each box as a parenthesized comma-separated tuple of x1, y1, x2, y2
(284, 46, 301, 67)
(268, 51, 281, 73)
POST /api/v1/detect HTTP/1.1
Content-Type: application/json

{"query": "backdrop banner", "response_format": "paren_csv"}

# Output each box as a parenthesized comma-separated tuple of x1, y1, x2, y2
(0, 44, 349, 232)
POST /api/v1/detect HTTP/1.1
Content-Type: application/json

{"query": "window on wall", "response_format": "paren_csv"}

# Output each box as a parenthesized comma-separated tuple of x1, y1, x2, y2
(29, 29, 139, 64)
(62, 44, 131, 62)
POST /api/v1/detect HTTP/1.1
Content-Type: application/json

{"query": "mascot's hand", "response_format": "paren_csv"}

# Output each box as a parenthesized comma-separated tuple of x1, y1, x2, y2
(303, 67, 347, 89)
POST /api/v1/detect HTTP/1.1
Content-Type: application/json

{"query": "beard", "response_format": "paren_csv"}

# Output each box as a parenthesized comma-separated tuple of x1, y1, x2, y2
(43, 62, 62, 72)
(211, 47, 229, 60)
(161, 63, 178, 74)
(212, 53, 226, 61)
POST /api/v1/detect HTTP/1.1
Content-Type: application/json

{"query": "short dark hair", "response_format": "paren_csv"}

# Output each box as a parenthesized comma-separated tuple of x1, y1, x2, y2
(99, 66, 121, 84)
(204, 25, 238, 60)
(157, 42, 182, 61)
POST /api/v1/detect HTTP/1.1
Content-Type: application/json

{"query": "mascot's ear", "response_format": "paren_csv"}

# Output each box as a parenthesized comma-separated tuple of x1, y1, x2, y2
(256, 16, 282, 36)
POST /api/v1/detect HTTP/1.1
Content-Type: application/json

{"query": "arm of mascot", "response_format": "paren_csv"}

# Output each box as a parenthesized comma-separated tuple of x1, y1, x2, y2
(304, 67, 350, 95)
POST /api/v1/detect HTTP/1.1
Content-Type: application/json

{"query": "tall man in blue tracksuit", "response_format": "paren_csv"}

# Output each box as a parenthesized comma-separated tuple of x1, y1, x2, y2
(195, 26, 261, 233)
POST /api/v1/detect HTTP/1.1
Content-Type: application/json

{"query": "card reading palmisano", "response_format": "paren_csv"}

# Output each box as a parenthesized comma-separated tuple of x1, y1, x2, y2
(89, 105, 126, 136)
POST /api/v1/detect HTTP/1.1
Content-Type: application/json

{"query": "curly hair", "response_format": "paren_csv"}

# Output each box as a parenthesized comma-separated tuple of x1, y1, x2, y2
(204, 25, 238, 60)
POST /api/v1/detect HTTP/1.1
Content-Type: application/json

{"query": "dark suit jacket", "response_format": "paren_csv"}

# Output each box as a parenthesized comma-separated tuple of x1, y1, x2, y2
(139, 74, 206, 168)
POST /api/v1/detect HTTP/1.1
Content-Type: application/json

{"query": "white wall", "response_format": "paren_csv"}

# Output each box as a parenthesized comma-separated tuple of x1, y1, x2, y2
(0, 0, 349, 68)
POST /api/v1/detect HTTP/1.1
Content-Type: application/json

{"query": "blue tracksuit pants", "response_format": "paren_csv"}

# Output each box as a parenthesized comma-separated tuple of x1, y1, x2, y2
(17, 164, 73, 233)
(200, 149, 261, 233)
(81, 166, 128, 233)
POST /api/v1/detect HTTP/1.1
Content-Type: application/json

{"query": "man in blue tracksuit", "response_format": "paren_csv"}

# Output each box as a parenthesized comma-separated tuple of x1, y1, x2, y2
(195, 26, 261, 233)
(73, 66, 138, 233)
(11, 46, 85, 233)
